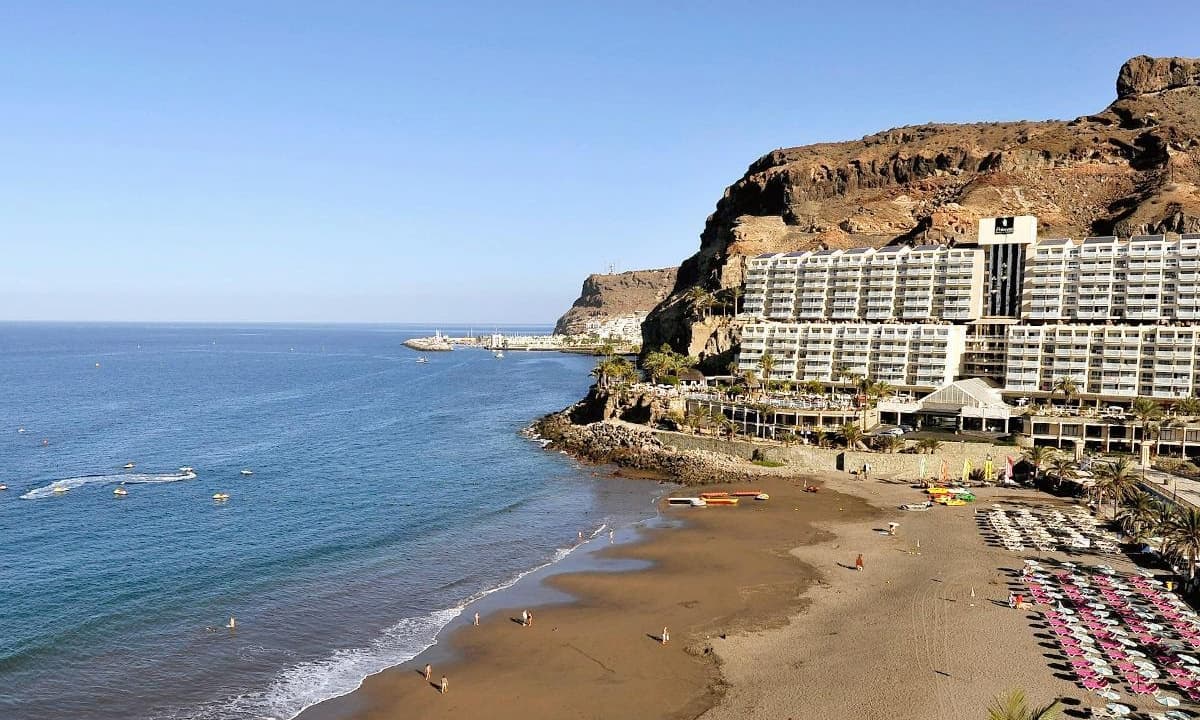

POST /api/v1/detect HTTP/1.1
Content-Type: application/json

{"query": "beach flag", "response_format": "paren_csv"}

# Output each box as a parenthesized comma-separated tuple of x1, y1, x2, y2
(918, 455, 927, 481)
(1006, 456, 1014, 484)
(961, 459, 972, 483)
(984, 457, 995, 484)
(940, 459, 948, 484)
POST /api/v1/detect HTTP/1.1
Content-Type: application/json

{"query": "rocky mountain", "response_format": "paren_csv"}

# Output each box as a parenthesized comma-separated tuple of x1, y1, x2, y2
(642, 55, 1200, 372)
(553, 267, 678, 336)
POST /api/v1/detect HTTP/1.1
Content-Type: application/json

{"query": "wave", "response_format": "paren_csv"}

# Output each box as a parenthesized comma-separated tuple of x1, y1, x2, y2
(19, 470, 198, 500)
(171, 531, 605, 720)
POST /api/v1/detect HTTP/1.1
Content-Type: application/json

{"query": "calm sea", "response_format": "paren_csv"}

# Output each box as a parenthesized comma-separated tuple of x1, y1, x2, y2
(0, 323, 660, 720)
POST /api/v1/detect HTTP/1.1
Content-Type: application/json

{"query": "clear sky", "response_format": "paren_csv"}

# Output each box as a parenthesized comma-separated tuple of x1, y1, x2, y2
(2, 1, 1198, 323)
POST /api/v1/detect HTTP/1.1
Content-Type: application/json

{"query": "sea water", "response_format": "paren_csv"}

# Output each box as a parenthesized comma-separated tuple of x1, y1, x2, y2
(0, 324, 661, 720)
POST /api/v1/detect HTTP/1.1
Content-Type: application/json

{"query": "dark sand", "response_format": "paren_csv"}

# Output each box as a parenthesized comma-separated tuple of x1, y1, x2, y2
(299, 476, 874, 720)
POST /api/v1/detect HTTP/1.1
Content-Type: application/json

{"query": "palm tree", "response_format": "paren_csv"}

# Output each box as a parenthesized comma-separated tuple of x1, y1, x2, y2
(1051, 376, 1079, 409)
(740, 370, 759, 398)
(986, 689, 1062, 720)
(1023, 446, 1056, 485)
(685, 286, 715, 320)
(1093, 457, 1138, 518)
(873, 434, 904, 453)
(727, 286, 743, 316)
(914, 437, 942, 455)
(1175, 396, 1200, 417)
(758, 354, 777, 395)
(1118, 491, 1158, 544)
(1164, 507, 1200, 580)
(1131, 396, 1164, 458)
(801, 379, 825, 396)
(1048, 456, 1076, 492)
(812, 427, 828, 448)
(591, 356, 634, 390)
(841, 422, 865, 450)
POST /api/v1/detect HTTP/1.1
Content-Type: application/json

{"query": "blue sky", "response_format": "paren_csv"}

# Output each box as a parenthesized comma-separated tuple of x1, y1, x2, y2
(2, 1, 1197, 323)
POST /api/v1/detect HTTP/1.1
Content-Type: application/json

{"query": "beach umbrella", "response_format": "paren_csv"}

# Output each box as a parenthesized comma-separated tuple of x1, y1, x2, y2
(984, 457, 995, 483)
(941, 459, 948, 484)
(918, 455, 926, 481)
(1005, 455, 1014, 484)
(1157, 696, 1182, 707)
(962, 458, 972, 484)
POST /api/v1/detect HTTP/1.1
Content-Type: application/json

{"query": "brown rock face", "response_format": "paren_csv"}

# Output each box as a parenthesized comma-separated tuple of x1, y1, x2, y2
(1117, 55, 1200, 98)
(644, 55, 1200, 369)
(554, 267, 677, 335)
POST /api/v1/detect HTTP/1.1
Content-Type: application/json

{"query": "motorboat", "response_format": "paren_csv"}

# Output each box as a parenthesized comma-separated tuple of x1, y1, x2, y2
(52, 485, 69, 494)
(240, 469, 253, 476)
(416, 356, 429, 364)
(213, 493, 230, 501)
(494, 350, 504, 359)
(0, 484, 7, 491)
(179, 466, 194, 473)
(113, 487, 128, 496)
(123, 462, 135, 469)
(666, 497, 706, 507)
(754, 493, 770, 501)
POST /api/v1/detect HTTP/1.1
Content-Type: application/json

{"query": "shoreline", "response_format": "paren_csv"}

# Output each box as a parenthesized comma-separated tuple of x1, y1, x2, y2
(299, 475, 871, 720)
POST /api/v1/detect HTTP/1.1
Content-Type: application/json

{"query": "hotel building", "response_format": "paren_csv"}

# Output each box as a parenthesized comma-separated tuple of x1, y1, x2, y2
(738, 216, 1200, 403)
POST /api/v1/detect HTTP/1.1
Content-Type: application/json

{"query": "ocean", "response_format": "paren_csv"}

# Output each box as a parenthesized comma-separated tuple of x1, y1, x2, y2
(0, 323, 662, 720)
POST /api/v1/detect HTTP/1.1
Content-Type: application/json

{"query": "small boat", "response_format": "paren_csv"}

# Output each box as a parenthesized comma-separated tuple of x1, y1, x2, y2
(179, 466, 195, 473)
(699, 491, 730, 500)
(213, 493, 230, 501)
(123, 462, 135, 469)
(113, 487, 128, 496)
(240, 469, 253, 476)
(732, 490, 764, 497)
(17, 427, 25, 433)
(493, 350, 504, 359)
(416, 356, 429, 364)
(704, 497, 739, 506)
(667, 497, 706, 507)
(754, 493, 770, 501)
(0, 484, 7, 491)
(52, 485, 69, 494)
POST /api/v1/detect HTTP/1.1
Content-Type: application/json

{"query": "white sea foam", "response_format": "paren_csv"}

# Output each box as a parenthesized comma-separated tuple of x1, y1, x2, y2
(172, 540, 595, 720)
(19, 470, 198, 500)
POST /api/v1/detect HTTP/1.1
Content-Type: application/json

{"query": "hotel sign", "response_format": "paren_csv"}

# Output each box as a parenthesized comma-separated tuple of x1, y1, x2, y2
(994, 217, 1015, 235)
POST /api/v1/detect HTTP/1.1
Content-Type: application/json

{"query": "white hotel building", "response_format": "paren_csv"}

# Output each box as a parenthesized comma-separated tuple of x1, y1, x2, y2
(738, 216, 1200, 402)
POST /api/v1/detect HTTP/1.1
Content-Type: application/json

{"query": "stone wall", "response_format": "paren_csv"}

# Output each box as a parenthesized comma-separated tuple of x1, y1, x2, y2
(655, 429, 1018, 480)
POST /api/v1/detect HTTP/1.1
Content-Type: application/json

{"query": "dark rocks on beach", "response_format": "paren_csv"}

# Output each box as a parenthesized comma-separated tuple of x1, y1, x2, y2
(533, 409, 769, 485)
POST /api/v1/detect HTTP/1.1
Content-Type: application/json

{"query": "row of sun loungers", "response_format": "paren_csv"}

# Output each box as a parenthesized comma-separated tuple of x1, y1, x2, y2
(984, 506, 1121, 554)
(1023, 560, 1199, 718)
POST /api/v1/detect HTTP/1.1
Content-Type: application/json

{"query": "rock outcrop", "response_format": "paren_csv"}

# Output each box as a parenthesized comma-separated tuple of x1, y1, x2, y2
(643, 55, 1200, 368)
(554, 267, 677, 336)
(531, 413, 787, 485)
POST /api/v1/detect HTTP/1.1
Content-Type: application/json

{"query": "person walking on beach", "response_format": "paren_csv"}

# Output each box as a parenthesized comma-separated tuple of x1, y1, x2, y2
(855, 553, 864, 572)
(440, 675, 448, 694)
(609, 529, 615, 543)
(661, 626, 669, 645)
(423, 663, 432, 681)
(1008, 591, 1016, 609)
(521, 609, 529, 627)
(527, 610, 534, 627)
(473, 611, 480, 626)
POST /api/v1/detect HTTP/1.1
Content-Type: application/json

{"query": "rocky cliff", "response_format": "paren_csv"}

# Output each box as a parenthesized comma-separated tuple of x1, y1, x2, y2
(643, 55, 1200, 371)
(554, 267, 678, 336)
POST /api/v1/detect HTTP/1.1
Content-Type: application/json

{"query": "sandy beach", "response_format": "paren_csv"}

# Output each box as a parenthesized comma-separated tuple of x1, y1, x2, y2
(302, 472, 1181, 720)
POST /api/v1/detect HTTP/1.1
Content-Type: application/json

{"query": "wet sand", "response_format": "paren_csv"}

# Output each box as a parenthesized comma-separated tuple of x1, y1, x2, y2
(300, 476, 872, 720)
